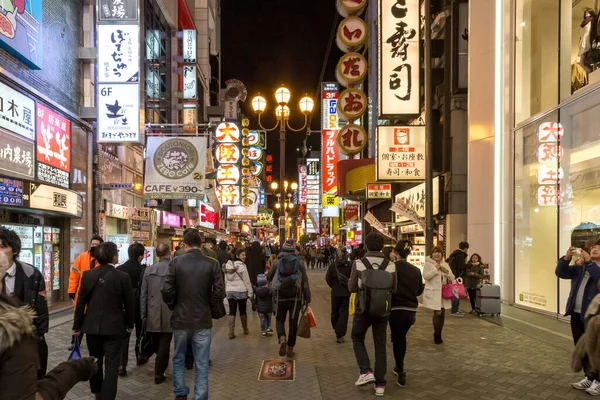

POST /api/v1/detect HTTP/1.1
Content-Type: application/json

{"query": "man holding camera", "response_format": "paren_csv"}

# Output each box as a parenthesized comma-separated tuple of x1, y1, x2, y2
(556, 241, 600, 393)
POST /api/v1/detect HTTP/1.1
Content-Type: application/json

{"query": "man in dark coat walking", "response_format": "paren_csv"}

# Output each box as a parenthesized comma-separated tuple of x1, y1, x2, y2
(245, 241, 266, 286)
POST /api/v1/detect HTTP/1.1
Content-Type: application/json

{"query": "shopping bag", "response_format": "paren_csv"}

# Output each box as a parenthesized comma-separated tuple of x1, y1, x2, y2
(68, 336, 81, 361)
(297, 306, 311, 339)
(442, 278, 467, 299)
(349, 293, 356, 316)
(211, 298, 228, 320)
(306, 307, 317, 328)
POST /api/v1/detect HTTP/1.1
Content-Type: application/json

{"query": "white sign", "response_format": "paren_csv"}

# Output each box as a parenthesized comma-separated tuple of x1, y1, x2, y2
(105, 201, 131, 219)
(227, 187, 259, 221)
(145, 29, 160, 62)
(182, 30, 197, 63)
(107, 234, 130, 265)
(98, 84, 141, 143)
(394, 176, 440, 223)
(376, 126, 425, 180)
(224, 101, 238, 120)
(0, 81, 35, 140)
(144, 137, 207, 199)
(97, 24, 140, 83)
(3, 225, 34, 248)
(379, 0, 420, 116)
(406, 244, 425, 274)
(366, 183, 392, 199)
(183, 65, 197, 100)
(28, 183, 83, 217)
(146, 66, 160, 98)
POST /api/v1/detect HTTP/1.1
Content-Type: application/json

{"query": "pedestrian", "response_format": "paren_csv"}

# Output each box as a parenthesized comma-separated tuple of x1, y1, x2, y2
(266, 254, 277, 272)
(389, 240, 423, 388)
(465, 253, 485, 314)
(0, 226, 49, 379)
(557, 242, 600, 393)
(446, 241, 469, 316)
(116, 242, 146, 375)
(216, 240, 230, 269)
(325, 246, 352, 343)
(161, 230, 224, 400)
(309, 246, 318, 269)
(253, 273, 274, 337)
(245, 241, 266, 287)
(73, 242, 135, 400)
(202, 239, 217, 259)
(348, 232, 396, 397)
(140, 243, 173, 385)
(350, 243, 367, 262)
(382, 246, 398, 261)
(224, 248, 254, 339)
(423, 246, 455, 345)
(267, 239, 311, 359)
(68, 235, 103, 350)
(0, 243, 99, 400)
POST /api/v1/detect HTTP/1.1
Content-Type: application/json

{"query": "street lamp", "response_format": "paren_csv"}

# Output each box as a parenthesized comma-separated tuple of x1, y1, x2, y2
(271, 182, 278, 191)
(251, 85, 314, 245)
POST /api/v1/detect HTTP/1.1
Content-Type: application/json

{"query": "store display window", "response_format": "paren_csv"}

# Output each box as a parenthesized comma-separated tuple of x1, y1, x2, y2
(568, 1, 600, 94)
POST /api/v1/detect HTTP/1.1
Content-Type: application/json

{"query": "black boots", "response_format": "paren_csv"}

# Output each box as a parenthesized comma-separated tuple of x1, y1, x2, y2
(434, 333, 443, 345)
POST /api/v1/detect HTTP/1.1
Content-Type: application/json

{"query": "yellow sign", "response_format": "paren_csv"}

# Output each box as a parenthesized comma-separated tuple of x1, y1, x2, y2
(347, 230, 354, 239)
(322, 194, 338, 207)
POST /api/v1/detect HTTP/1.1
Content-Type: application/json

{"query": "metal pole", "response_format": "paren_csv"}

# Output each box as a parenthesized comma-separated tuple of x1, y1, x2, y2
(279, 123, 286, 246)
(424, 0, 434, 254)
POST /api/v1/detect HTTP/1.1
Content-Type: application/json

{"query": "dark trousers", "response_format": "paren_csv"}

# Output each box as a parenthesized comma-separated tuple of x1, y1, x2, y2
(37, 335, 48, 379)
(276, 299, 302, 348)
(152, 332, 172, 377)
(352, 313, 388, 386)
(228, 298, 248, 316)
(120, 317, 142, 368)
(571, 313, 596, 379)
(468, 288, 477, 311)
(388, 310, 416, 373)
(331, 296, 350, 338)
(87, 334, 122, 400)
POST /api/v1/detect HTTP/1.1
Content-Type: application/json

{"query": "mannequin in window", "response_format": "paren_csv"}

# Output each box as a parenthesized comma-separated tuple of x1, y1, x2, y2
(579, 9, 597, 67)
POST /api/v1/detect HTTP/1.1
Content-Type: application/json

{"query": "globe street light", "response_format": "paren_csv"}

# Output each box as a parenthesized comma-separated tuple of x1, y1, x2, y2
(251, 85, 313, 245)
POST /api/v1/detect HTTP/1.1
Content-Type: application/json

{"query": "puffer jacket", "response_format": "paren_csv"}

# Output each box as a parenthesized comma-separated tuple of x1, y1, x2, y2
(254, 286, 273, 314)
(225, 260, 254, 298)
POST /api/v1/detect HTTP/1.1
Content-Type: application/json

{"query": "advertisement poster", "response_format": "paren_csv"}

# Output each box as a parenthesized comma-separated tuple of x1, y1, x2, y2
(3, 224, 33, 248)
(227, 187, 259, 221)
(36, 103, 71, 188)
(0, 0, 43, 69)
(144, 137, 207, 199)
(0, 177, 24, 207)
(43, 251, 52, 290)
(107, 234, 130, 265)
(18, 249, 33, 265)
(52, 247, 60, 290)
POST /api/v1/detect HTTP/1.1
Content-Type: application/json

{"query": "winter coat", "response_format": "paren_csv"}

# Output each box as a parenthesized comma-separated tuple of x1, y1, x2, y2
(266, 253, 312, 303)
(463, 262, 485, 289)
(556, 257, 600, 321)
(422, 256, 455, 311)
(10, 261, 49, 336)
(225, 260, 254, 298)
(245, 247, 266, 286)
(325, 260, 352, 297)
(447, 249, 468, 278)
(573, 294, 600, 375)
(391, 259, 424, 312)
(140, 258, 173, 333)
(161, 249, 225, 331)
(254, 286, 273, 314)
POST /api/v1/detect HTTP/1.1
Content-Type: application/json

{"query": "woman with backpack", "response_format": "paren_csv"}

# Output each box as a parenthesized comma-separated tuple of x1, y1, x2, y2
(325, 246, 352, 343)
(225, 248, 254, 339)
(423, 246, 455, 345)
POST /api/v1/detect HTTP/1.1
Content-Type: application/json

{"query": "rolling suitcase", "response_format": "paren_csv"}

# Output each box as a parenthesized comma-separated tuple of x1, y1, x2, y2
(475, 284, 501, 316)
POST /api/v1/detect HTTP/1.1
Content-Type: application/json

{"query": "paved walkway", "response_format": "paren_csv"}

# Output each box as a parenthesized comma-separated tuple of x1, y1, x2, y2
(46, 270, 589, 399)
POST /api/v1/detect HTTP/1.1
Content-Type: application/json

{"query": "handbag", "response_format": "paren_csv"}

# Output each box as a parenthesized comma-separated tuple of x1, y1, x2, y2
(137, 320, 157, 360)
(306, 306, 317, 328)
(68, 336, 82, 361)
(297, 306, 311, 339)
(211, 298, 227, 319)
(442, 277, 467, 299)
(349, 292, 356, 316)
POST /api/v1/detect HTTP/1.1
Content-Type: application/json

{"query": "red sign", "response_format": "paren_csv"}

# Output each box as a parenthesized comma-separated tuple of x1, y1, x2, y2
(346, 204, 359, 221)
(199, 202, 218, 230)
(36, 103, 71, 172)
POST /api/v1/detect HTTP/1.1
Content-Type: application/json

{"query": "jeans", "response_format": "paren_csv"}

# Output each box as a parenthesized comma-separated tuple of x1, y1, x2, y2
(173, 329, 211, 400)
(86, 334, 122, 400)
(331, 296, 350, 338)
(276, 299, 302, 347)
(259, 313, 272, 332)
(153, 332, 173, 377)
(451, 298, 460, 313)
(351, 313, 388, 386)
(388, 310, 416, 373)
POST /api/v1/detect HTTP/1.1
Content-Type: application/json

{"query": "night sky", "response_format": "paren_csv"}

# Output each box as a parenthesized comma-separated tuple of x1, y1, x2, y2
(221, 0, 342, 183)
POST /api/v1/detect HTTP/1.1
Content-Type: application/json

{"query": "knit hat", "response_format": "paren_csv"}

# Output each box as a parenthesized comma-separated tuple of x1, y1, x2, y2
(281, 239, 296, 253)
(256, 273, 267, 286)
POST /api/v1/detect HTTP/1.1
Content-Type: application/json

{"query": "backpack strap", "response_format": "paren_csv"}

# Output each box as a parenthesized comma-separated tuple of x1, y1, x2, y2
(361, 257, 373, 270)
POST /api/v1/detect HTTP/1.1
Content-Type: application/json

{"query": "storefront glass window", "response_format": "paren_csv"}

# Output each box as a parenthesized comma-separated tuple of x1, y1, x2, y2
(70, 126, 88, 295)
(566, 1, 600, 95)
(515, 0, 559, 125)
(514, 113, 559, 313)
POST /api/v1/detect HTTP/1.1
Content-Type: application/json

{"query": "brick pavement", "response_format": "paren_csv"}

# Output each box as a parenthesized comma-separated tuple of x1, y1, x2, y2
(46, 270, 590, 399)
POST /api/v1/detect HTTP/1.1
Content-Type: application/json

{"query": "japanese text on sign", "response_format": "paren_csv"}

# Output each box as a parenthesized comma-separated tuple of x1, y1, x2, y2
(0, 82, 35, 140)
(376, 126, 425, 180)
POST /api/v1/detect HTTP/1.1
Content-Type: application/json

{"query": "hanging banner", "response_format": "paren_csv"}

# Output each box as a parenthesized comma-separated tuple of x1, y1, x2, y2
(394, 177, 440, 223)
(390, 199, 426, 230)
(182, 30, 197, 63)
(143, 137, 207, 199)
(376, 126, 425, 181)
(183, 65, 197, 100)
(379, 0, 420, 117)
(364, 212, 396, 240)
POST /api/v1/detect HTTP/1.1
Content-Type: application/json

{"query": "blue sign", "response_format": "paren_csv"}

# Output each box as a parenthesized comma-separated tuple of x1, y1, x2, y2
(0, 0, 43, 69)
(0, 177, 23, 206)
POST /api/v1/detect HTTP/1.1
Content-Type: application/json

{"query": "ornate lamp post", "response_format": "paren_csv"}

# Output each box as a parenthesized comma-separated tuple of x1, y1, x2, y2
(251, 85, 314, 245)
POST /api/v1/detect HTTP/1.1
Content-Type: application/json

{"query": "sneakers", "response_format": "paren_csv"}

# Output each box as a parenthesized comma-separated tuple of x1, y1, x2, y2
(261, 332, 267, 338)
(374, 385, 385, 396)
(278, 336, 287, 357)
(355, 372, 375, 386)
(586, 380, 600, 395)
(450, 311, 465, 316)
(396, 372, 407, 388)
(266, 328, 274, 335)
(336, 337, 345, 343)
(573, 377, 594, 390)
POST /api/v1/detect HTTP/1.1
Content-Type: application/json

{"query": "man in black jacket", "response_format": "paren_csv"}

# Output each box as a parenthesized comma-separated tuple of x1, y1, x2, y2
(325, 246, 352, 343)
(0, 226, 49, 378)
(162, 230, 224, 400)
(116, 242, 145, 375)
(447, 241, 469, 316)
(389, 240, 424, 388)
(246, 241, 265, 286)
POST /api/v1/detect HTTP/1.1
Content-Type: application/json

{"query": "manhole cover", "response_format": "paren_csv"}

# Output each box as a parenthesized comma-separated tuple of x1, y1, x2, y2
(258, 359, 295, 381)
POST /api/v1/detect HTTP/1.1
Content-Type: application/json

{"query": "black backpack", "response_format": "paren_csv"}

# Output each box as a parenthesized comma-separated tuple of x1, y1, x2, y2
(356, 257, 394, 319)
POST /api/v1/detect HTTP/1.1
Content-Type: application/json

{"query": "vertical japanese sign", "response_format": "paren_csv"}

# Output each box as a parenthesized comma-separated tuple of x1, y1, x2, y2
(379, 0, 420, 117)
(298, 164, 307, 204)
(536, 122, 563, 206)
(321, 83, 339, 217)
(376, 126, 425, 180)
(215, 122, 241, 206)
(306, 158, 321, 234)
(96, 1, 141, 144)
(0, 0, 42, 69)
(36, 104, 71, 189)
